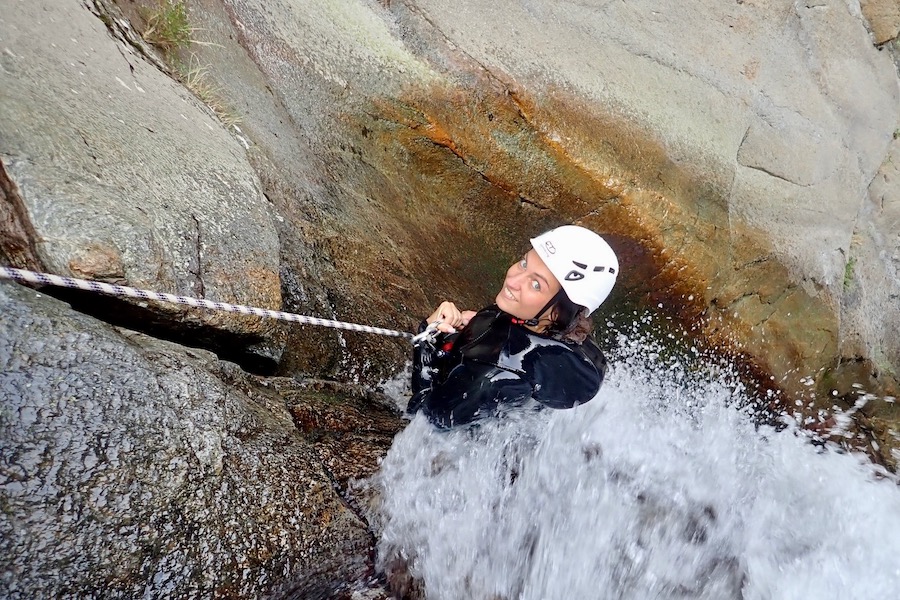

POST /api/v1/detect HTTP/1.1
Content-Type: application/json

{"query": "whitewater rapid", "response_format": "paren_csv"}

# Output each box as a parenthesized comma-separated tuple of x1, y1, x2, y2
(367, 330, 900, 600)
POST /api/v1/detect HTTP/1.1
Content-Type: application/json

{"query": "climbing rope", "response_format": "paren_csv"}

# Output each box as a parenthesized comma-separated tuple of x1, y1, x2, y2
(0, 266, 413, 340)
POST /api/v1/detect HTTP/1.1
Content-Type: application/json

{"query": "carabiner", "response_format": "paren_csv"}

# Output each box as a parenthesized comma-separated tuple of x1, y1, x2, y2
(411, 320, 443, 347)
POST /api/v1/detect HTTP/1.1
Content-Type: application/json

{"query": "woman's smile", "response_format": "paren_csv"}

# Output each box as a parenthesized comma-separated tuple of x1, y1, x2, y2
(495, 249, 561, 320)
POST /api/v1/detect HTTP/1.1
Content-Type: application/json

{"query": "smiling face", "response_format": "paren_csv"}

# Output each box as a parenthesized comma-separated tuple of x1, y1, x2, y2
(495, 249, 562, 321)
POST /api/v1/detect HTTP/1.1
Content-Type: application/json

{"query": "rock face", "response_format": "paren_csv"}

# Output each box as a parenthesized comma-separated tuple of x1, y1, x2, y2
(0, 283, 384, 599)
(839, 135, 900, 464)
(384, 0, 900, 398)
(172, 0, 533, 382)
(171, 0, 900, 408)
(176, 0, 900, 397)
(0, 0, 282, 356)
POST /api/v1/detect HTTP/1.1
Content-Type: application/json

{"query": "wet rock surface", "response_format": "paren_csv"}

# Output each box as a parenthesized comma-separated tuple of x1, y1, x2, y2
(169, 0, 900, 404)
(282, 379, 406, 492)
(0, 283, 387, 599)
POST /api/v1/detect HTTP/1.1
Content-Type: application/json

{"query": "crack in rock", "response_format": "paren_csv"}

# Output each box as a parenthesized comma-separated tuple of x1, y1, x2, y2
(190, 214, 206, 298)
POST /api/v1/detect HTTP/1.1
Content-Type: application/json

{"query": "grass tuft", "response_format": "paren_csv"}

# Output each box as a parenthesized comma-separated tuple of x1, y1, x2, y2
(177, 58, 242, 127)
(142, 0, 192, 55)
(139, 2, 241, 128)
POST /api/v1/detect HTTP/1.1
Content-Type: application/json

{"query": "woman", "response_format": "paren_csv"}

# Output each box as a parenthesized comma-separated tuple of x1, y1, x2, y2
(408, 225, 618, 428)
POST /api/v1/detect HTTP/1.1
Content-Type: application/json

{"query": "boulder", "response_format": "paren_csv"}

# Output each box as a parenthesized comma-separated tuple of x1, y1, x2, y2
(0, 282, 381, 598)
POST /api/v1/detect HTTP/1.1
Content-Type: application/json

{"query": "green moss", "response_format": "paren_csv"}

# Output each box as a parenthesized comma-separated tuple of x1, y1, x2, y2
(843, 256, 856, 291)
(97, 10, 113, 29)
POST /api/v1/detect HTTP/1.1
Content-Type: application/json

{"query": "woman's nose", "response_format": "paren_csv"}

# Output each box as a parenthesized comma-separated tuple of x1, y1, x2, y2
(506, 271, 525, 288)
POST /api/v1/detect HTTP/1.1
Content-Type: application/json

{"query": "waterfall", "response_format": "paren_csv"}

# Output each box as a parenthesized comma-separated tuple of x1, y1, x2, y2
(369, 327, 900, 599)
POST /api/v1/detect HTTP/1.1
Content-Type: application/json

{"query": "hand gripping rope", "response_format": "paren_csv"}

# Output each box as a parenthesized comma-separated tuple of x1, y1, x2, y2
(0, 266, 413, 340)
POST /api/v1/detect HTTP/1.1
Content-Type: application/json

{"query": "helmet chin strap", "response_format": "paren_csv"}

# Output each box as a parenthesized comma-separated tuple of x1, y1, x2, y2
(519, 289, 563, 327)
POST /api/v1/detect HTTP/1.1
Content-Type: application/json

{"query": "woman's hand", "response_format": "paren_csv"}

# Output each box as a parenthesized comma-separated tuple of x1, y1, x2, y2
(426, 302, 476, 333)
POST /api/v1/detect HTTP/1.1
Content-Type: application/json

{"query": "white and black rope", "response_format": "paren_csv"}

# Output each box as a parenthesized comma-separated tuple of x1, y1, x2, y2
(0, 266, 413, 340)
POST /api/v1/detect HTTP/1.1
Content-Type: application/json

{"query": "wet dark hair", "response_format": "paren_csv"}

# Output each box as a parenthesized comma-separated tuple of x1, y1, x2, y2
(545, 291, 594, 343)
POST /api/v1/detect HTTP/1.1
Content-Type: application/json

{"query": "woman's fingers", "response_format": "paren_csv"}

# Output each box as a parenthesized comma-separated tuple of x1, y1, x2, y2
(425, 302, 453, 325)
(437, 302, 462, 331)
(426, 301, 469, 332)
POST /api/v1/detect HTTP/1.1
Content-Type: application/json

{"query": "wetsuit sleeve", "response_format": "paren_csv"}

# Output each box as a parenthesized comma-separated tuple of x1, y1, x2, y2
(419, 362, 534, 429)
(525, 339, 607, 409)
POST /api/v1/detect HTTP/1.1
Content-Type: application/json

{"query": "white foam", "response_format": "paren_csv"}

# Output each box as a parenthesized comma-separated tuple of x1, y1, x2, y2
(367, 326, 900, 599)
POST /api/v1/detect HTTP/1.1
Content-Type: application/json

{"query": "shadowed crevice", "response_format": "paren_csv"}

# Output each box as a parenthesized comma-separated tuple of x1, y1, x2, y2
(0, 158, 44, 271)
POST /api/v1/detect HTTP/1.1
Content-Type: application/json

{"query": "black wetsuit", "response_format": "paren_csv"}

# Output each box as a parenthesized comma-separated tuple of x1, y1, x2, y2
(408, 305, 608, 428)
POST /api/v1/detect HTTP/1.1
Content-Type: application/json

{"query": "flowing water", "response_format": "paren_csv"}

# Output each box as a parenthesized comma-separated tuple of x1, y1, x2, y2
(368, 324, 900, 599)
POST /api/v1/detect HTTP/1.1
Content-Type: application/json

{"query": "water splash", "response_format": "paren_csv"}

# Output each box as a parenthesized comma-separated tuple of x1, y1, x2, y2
(367, 328, 900, 599)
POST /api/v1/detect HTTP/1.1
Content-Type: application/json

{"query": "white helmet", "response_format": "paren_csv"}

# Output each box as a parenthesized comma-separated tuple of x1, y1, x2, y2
(530, 225, 619, 316)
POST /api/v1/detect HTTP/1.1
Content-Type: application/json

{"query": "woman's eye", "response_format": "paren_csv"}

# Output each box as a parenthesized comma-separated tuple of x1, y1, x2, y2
(530, 280, 541, 291)
(519, 258, 527, 269)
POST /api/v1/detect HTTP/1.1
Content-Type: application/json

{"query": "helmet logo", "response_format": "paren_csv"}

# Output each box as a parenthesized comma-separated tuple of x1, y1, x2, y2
(563, 260, 614, 282)
(543, 241, 556, 254)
